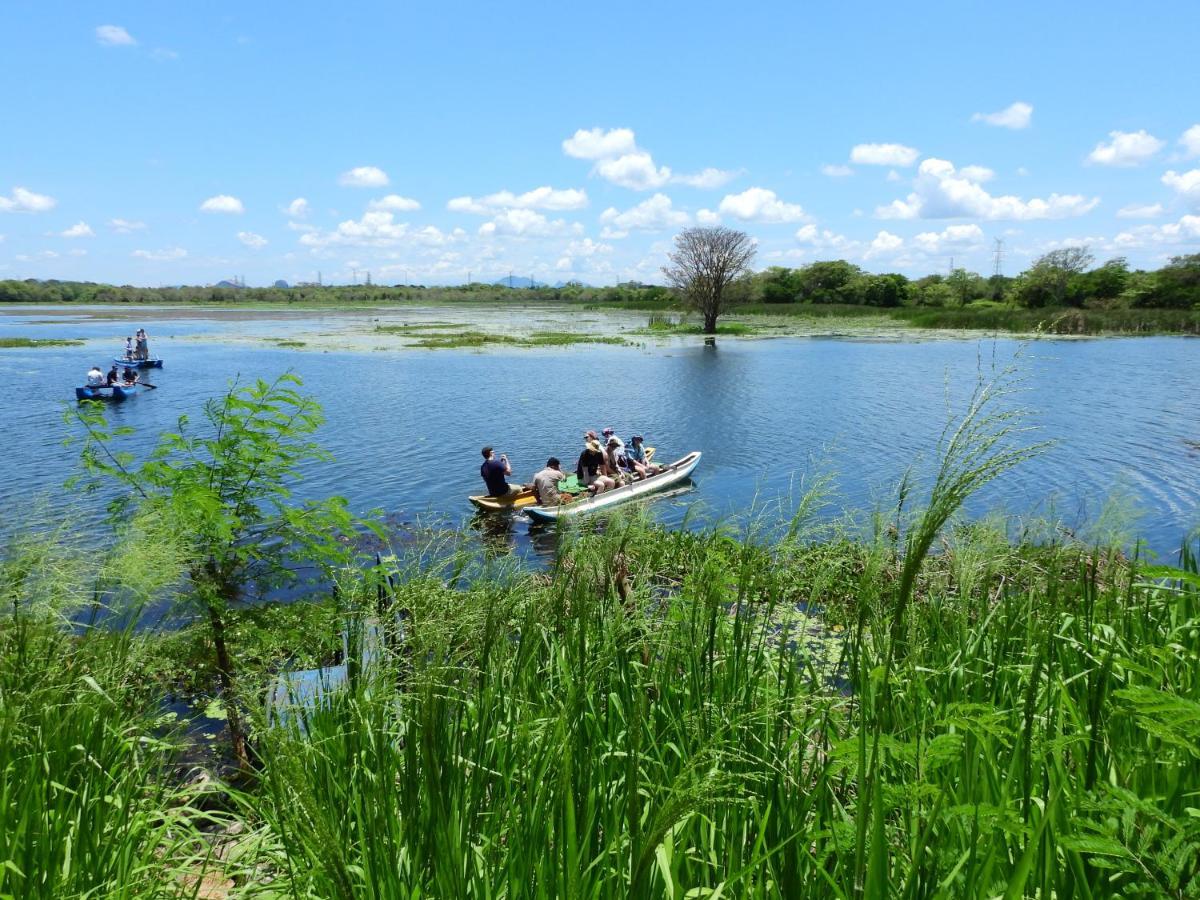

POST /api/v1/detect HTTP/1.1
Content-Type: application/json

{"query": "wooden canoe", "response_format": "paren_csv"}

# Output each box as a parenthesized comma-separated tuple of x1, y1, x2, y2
(469, 447, 655, 512)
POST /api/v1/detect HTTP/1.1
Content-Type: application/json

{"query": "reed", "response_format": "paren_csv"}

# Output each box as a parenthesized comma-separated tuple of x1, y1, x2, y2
(0, 530, 215, 899)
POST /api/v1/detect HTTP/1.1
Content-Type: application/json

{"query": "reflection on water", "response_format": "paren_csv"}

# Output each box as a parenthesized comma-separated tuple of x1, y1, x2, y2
(1, 306, 1197, 558)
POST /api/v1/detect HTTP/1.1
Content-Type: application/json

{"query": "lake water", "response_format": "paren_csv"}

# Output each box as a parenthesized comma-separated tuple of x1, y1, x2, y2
(2, 305, 1198, 560)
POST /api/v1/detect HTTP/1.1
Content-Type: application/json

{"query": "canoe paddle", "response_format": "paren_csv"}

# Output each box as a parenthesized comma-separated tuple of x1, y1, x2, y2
(139, 381, 158, 389)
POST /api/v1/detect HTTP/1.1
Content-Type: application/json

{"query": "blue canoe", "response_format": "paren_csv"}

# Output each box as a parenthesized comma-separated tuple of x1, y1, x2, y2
(112, 357, 163, 368)
(76, 384, 137, 401)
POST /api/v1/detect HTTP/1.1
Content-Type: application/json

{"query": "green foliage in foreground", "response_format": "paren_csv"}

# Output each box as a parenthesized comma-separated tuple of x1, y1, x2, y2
(0, 336, 84, 348)
(249, 526, 1200, 898)
(0, 528, 216, 899)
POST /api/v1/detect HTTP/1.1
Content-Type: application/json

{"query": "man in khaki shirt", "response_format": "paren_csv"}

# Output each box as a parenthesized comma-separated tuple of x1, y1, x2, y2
(532, 457, 570, 506)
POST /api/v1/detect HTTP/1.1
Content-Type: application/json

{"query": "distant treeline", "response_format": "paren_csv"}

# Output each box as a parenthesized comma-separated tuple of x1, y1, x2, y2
(1, 248, 1196, 310)
(744, 249, 1200, 310)
(0, 278, 671, 307)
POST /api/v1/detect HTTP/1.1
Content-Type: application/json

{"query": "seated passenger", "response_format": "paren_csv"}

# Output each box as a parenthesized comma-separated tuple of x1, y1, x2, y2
(106, 365, 120, 386)
(605, 436, 631, 485)
(86, 366, 105, 386)
(601, 427, 624, 454)
(627, 435, 662, 476)
(122, 366, 138, 385)
(532, 457, 570, 506)
(577, 439, 615, 494)
(480, 446, 521, 498)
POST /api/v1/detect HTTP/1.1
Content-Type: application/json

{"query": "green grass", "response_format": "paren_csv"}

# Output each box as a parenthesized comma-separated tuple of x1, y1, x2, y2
(0, 579, 213, 898)
(398, 329, 630, 349)
(637, 314, 760, 336)
(740, 303, 1200, 335)
(373, 322, 460, 333)
(264, 338, 308, 348)
(0, 336, 84, 348)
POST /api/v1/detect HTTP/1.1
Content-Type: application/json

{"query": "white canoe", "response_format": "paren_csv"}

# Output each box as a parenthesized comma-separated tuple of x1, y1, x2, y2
(525, 451, 701, 522)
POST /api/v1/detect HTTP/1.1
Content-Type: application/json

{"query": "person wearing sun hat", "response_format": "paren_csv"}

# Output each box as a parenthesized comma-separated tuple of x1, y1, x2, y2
(604, 435, 632, 485)
(576, 437, 616, 494)
(625, 434, 659, 478)
(601, 427, 624, 454)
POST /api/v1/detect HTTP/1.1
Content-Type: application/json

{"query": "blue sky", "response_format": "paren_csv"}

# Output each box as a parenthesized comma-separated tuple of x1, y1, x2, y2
(2, 0, 1198, 287)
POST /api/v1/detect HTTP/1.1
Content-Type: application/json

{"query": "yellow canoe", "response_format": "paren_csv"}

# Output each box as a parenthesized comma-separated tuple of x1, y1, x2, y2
(469, 448, 654, 512)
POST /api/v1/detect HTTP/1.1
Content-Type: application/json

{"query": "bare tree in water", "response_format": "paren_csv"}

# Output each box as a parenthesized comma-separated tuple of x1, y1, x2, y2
(663, 226, 756, 334)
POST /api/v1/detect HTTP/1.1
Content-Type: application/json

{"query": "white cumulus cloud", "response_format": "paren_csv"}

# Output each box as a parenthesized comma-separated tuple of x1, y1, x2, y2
(1086, 130, 1164, 167)
(794, 224, 856, 251)
(595, 152, 672, 190)
(447, 186, 587, 214)
(718, 187, 807, 223)
(875, 158, 1099, 220)
(132, 247, 187, 261)
(563, 127, 730, 192)
(299, 212, 465, 249)
(863, 231, 904, 259)
(478, 208, 572, 237)
(599, 194, 690, 237)
(821, 164, 854, 178)
(285, 198, 309, 218)
(1112, 214, 1200, 249)
(338, 166, 390, 188)
(971, 101, 1033, 130)
(1181, 124, 1200, 159)
(0, 186, 57, 213)
(696, 209, 721, 225)
(200, 195, 244, 214)
(108, 218, 146, 232)
(1116, 203, 1165, 219)
(911, 223, 986, 254)
(96, 25, 136, 46)
(562, 127, 638, 160)
(238, 231, 268, 249)
(850, 143, 920, 167)
(1162, 169, 1200, 208)
(959, 165, 995, 183)
(60, 221, 94, 238)
(368, 194, 422, 212)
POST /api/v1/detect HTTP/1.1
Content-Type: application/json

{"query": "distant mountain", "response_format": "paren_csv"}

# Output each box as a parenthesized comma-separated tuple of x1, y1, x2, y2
(273, 279, 289, 289)
(215, 279, 245, 289)
(493, 276, 539, 289)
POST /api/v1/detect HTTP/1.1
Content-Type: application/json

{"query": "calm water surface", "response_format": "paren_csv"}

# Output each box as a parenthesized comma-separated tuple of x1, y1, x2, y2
(2, 306, 1197, 559)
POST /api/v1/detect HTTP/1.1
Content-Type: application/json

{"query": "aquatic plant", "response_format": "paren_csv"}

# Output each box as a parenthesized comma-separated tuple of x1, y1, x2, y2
(0, 336, 84, 348)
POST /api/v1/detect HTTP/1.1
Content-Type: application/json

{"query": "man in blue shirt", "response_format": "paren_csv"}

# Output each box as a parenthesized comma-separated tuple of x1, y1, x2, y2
(480, 446, 521, 497)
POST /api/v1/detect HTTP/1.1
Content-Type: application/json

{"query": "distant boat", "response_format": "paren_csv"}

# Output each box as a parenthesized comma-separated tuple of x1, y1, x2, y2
(76, 384, 137, 402)
(525, 452, 701, 522)
(113, 357, 163, 369)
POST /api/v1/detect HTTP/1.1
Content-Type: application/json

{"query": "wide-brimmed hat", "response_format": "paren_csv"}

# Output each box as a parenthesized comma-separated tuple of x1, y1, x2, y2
(606, 436, 620, 446)
(586, 439, 602, 452)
